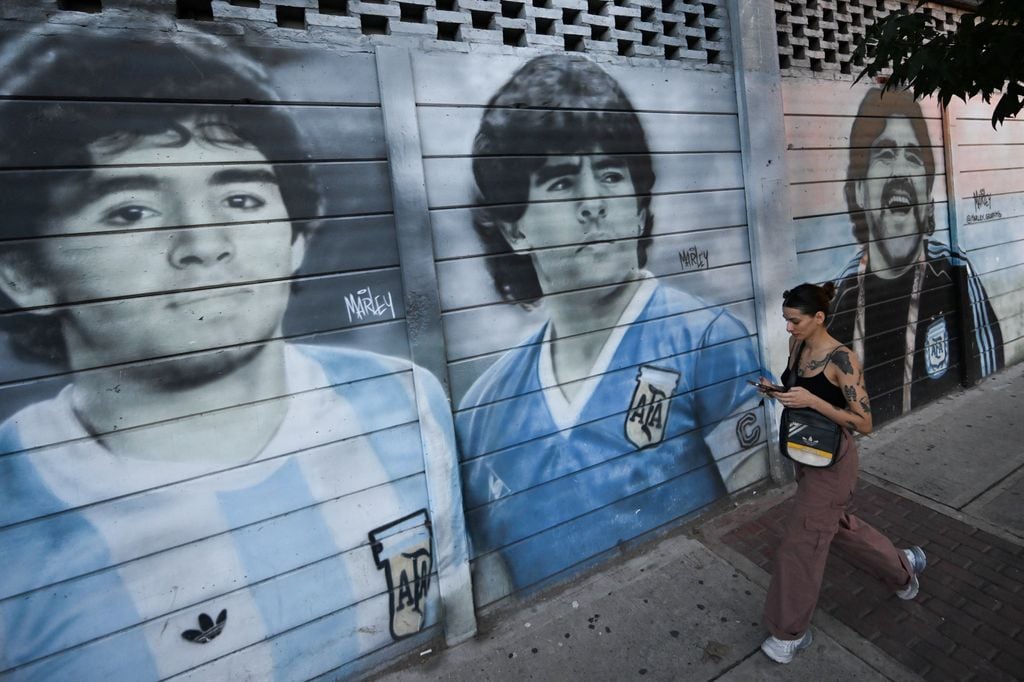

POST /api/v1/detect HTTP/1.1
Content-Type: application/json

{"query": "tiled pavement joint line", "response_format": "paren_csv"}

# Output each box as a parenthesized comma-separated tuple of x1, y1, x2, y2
(957, 458, 1024, 511)
(714, 480, 1024, 681)
(958, 463, 1024, 546)
(699, 541, 920, 682)
(695, 489, 922, 682)
(860, 470, 1024, 547)
(706, 649, 760, 680)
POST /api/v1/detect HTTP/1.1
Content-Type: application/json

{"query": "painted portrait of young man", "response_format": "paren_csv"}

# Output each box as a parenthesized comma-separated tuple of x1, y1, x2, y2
(456, 54, 762, 600)
(0, 30, 469, 679)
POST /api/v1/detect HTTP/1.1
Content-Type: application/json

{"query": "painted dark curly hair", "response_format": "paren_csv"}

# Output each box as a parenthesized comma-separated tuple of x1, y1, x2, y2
(0, 30, 320, 366)
(471, 54, 656, 305)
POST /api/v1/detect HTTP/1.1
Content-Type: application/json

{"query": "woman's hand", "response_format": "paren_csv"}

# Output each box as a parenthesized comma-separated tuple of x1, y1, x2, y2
(774, 386, 819, 410)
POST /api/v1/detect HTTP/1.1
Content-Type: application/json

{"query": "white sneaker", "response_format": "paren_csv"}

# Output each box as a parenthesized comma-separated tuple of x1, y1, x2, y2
(895, 546, 927, 600)
(761, 630, 813, 664)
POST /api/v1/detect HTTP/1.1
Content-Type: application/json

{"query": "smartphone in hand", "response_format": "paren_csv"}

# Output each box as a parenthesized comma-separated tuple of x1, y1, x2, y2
(747, 379, 787, 394)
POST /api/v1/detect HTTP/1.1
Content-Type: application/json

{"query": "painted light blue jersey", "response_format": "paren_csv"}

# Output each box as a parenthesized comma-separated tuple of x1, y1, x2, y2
(456, 282, 758, 591)
(0, 344, 462, 681)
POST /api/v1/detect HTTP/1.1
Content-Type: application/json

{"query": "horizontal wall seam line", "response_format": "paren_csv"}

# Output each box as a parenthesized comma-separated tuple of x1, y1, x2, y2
(425, 147, 742, 160)
(432, 184, 747, 213)
(0, 209, 395, 245)
(955, 142, 1024, 148)
(1, 481, 432, 678)
(0, 463, 427, 604)
(958, 167, 1024, 174)
(792, 200, 948, 221)
(0, 158, 390, 175)
(461, 403, 762, 515)
(438, 226, 746, 261)
(416, 102, 740, 116)
(445, 294, 753, 365)
(165, 584, 439, 681)
(974, 263, 1024, 281)
(430, 186, 745, 217)
(0, 95, 383, 107)
(427, 149, 743, 161)
(454, 334, 759, 433)
(467, 458, 730, 563)
(784, 144, 945, 152)
(783, 112, 942, 121)
(789, 171, 941, 187)
(0, 320, 409, 390)
(0, 157, 389, 173)
(293, 623, 443, 682)
(0, 368, 414, 462)
(439, 261, 753, 314)
(967, 236, 1024, 253)
(433, 222, 749, 263)
(0, 263, 403, 317)
(958, 190, 1024, 200)
(796, 229, 953, 257)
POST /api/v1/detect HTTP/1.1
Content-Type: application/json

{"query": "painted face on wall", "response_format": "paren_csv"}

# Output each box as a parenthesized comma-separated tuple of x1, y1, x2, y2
(854, 116, 932, 273)
(502, 154, 645, 295)
(20, 120, 304, 381)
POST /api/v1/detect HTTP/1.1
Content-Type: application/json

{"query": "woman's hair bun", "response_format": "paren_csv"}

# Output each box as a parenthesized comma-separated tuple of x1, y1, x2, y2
(821, 280, 837, 301)
(782, 281, 835, 316)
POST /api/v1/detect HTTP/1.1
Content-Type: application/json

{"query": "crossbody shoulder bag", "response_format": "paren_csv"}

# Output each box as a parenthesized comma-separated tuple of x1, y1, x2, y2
(779, 342, 844, 468)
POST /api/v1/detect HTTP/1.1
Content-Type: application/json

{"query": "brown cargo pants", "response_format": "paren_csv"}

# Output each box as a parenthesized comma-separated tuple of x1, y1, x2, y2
(763, 431, 913, 640)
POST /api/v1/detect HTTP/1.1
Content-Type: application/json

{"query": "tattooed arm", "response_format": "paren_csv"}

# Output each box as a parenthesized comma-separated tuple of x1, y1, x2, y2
(821, 347, 872, 434)
(774, 346, 872, 433)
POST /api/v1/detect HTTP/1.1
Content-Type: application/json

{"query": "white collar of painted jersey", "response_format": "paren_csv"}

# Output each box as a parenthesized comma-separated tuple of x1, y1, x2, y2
(538, 273, 658, 432)
(25, 344, 354, 507)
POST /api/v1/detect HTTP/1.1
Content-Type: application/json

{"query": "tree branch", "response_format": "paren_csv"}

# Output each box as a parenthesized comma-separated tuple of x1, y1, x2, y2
(855, 0, 1024, 127)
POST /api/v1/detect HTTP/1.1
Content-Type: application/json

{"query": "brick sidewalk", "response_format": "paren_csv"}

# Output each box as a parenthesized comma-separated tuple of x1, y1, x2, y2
(721, 481, 1024, 680)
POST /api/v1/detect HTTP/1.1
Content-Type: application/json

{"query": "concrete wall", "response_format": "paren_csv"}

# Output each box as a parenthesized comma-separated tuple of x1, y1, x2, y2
(0, 0, 1020, 679)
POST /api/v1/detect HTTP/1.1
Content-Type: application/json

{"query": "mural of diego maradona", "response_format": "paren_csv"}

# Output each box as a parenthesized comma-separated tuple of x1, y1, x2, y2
(0, 31, 469, 679)
(457, 54, 762, 600)
(829, 88, 1003, 423)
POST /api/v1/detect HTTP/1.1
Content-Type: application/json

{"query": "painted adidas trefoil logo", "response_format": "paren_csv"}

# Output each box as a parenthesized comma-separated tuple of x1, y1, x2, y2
(181, 609, 227, 643)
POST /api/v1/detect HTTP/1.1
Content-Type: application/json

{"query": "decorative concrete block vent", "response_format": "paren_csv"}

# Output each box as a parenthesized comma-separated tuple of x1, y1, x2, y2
(774, 0, 962, 77)
(40, 0, 731, 66)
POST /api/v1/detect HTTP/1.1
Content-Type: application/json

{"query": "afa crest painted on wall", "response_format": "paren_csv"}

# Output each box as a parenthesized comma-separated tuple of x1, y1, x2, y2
(924, 318, 949, 379)
(369, 510, 434, 640)
(625, 365, 680, 449)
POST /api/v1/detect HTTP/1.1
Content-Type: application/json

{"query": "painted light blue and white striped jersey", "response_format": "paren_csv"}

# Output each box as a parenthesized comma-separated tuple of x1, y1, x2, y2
(0, 344, 467, 681)
(456, 280, 760, 593)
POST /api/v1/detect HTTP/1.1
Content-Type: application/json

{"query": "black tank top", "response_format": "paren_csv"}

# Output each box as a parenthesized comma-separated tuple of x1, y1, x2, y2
(781, 346, 848, 408)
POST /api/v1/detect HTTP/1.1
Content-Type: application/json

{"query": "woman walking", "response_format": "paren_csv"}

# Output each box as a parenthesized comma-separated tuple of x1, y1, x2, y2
(759, 282, 927, 664)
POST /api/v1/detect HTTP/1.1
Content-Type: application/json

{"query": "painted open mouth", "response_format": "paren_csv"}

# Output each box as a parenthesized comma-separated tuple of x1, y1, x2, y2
(882, 181, 916, 215)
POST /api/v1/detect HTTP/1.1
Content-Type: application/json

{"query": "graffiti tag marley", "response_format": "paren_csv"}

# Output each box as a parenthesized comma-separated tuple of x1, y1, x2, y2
(369, 510, 433, 640)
